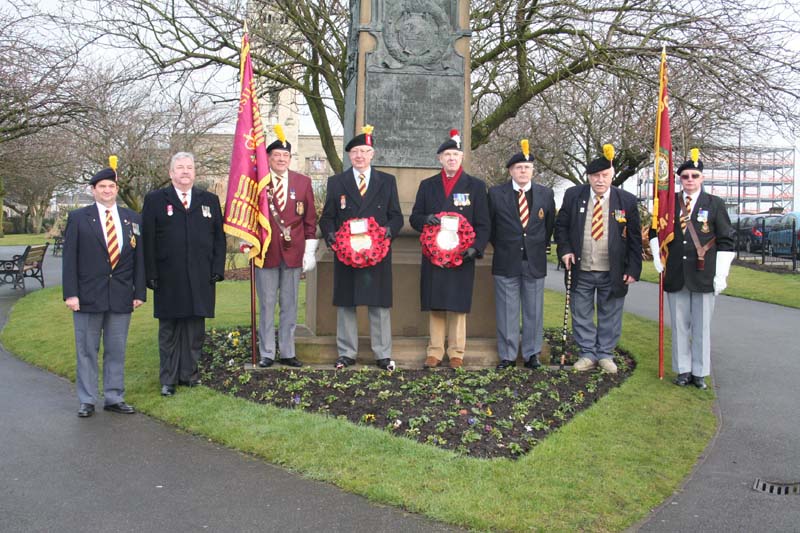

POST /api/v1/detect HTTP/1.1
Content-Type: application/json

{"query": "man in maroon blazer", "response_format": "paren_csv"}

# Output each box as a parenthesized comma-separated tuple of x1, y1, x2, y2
(255, 129, 318, 368)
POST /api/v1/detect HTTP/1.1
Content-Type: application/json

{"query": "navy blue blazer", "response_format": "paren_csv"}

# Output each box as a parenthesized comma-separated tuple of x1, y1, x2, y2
(488, 181, 555, 279)
(662, 191, 734, 293)
(62, 204, 146, 313)
(555, 185, 642, 298)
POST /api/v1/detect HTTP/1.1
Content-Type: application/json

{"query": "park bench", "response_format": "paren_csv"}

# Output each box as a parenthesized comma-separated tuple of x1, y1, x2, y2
(0, 243, 49, 290)
(51, 236, 64, 256)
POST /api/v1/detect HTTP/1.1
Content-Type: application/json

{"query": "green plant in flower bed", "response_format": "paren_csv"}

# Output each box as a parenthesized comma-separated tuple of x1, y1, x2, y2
(200, 326, 635, 460)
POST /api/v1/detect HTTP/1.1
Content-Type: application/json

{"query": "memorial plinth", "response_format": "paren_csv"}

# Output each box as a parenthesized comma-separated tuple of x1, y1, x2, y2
(299, 0, 501, 366)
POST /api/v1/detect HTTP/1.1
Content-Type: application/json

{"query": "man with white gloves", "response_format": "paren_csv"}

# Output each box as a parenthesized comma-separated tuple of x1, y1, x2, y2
(649, 149, 734, 389)
(255, 125, 318, 368)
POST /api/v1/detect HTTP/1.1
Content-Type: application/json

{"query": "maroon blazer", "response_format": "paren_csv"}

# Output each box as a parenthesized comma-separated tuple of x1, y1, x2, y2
(263, 170, 317, 268)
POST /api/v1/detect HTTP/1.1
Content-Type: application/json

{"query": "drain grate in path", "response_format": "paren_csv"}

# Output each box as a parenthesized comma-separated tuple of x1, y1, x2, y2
(753, 478, 800, 495)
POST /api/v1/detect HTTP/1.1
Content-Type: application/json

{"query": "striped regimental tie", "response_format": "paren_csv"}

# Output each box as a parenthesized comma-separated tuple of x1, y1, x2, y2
(591, 195, 604, 240)
(181, 192, 189, 209)
(358, 173, 367, 196)
(681, 196, 692, 232)
(105, 208, 120, 270)
(518, 189, 529, 227)
(273, 175, 286, 211)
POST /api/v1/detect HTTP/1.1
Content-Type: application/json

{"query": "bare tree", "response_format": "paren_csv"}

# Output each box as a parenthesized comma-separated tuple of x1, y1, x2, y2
(63, 71, 232, 211)
(0, 127, 81, 234)
(62, 0, 800, 180)
(0, 6, 87, 144)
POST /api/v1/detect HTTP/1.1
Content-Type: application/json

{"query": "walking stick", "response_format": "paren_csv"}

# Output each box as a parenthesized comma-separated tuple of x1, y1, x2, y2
(561, 267, 572, 370)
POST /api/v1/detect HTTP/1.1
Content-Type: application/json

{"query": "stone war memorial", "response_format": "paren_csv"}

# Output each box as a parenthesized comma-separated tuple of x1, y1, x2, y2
(300, 0, 501, 366)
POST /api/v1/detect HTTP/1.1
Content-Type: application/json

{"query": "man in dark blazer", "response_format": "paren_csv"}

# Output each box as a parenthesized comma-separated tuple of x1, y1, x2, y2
(649, 151, 734, 389)
(255, 128, 318, 368)
(63, 162, 145, 417)
(142, 152, 226, 396)
(555, 144, 642, 374)
(409, 130, 490, 369)
(488, 141, 556, 370)
(318, 126, 404, 369)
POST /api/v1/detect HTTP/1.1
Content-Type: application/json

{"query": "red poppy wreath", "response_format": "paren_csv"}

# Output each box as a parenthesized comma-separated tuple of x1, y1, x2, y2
(420, 212, 476, 268)
(332, 216, 390, 268)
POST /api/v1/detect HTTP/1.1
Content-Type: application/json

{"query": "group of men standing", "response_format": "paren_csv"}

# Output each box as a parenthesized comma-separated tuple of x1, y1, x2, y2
(62, 126, 733, 417)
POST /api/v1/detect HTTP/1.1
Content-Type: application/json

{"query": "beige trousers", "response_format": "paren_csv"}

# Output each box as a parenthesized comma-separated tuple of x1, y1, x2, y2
(427, 310, 466, 360)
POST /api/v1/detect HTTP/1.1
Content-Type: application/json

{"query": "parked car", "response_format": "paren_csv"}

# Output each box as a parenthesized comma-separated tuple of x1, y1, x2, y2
(766, 212, 800, 258)
(739, 214, 781, 253)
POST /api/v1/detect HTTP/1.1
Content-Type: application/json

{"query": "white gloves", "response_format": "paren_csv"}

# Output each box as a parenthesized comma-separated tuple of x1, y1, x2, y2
(649, 237, 663, 274)
(302, 239, 319, 273)
(713, 251, 735, 295)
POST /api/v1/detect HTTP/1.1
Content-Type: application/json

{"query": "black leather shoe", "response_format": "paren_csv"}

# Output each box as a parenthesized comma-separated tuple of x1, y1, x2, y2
(279, 357, 303, 368)
(104, 402, 135, 414)
(674, 373, 691, 386)
(524, 357, 542, 370)
(335, 356, 356, 369)
(692, 375, 708, 390)
(496, 359, 516, 370)
(178, 379, 202, 387)
(161, 385, 175, 396)
(258, 357, 274, 368)
(77, 403, 95, 418)
(375, 358, 391, 370)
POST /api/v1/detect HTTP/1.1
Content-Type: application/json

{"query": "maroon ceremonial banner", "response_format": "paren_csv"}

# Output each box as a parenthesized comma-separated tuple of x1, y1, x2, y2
(223, 33, 272, 267)
(652, 46, 675, 263)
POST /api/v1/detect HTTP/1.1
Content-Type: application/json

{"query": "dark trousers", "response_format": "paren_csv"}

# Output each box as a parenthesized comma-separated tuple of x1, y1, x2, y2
(158, 317, 205, 385)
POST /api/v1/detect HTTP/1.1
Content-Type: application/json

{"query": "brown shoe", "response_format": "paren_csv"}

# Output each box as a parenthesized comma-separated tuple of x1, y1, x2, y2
(423, 356, 441, 369)
(449, 357, 463, 369)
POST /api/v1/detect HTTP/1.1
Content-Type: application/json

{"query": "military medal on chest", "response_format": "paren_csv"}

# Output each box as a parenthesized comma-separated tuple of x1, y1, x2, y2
(697, 209, 710, 233)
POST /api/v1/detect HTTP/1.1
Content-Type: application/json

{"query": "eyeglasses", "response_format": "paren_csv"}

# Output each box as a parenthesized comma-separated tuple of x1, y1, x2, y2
(350, 148, 373, 155)
(680, 173, 701, 180)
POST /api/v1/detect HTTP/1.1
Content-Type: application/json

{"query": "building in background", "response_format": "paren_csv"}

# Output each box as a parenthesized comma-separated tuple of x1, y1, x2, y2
(638, 145, 795, 215)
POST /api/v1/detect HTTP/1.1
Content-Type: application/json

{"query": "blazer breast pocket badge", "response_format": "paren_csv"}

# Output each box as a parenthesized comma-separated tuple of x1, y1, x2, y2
(296, 201, 304, 216)
(202, 205, 212, 218)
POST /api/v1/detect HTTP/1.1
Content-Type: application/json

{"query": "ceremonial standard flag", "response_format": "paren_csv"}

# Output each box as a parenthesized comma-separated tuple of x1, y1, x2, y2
(223, 32, 272, 267)
(652, 46, 675, 263)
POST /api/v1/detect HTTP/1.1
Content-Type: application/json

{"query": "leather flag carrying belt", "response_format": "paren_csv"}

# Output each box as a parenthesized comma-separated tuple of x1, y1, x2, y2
(682, 202, 715, 271)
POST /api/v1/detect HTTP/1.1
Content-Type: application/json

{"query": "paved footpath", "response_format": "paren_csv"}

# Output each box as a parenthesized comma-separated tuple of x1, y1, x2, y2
(546, 263, 800, 532)
(0, 247, 458, 533)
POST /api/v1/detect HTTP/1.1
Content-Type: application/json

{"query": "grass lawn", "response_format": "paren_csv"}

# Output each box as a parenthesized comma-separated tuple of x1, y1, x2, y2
(0, 233, 52, 246)
(1, 282, 715, 532)
(548, 249, 800, 309)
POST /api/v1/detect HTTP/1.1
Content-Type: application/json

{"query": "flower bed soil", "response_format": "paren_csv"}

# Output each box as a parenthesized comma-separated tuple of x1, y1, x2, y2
(199, 328, 635, 459)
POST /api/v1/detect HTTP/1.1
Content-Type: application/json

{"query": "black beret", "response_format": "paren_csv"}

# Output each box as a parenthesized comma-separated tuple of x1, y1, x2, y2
(676, 159, 704, 175)
(266, 139, 292, 154)
(89, 168, 116, 186)
(506, 152, 534, 169)
(586, 156, 613, 175)
(437, 139, 460, 154)
(345, 133, 375, 152)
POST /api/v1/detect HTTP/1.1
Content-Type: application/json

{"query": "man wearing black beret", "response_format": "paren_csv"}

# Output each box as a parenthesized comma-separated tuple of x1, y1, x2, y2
(488, 140, 555, 370)
(319, 126, 404, 369)
(648, 149, 734, 389)
(555, 144, 642, 373)
(62, 157, 145, 417)
(410, 129, 490, 369)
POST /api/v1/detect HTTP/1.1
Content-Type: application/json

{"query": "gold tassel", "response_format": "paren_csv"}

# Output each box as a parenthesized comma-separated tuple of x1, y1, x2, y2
(603, 143, 615, 162)
(690, 147, 700, 167)
(362, 124, 374, 135)
(108, 155, 118, 171)
(521, 139, 530, 160)
(273, 124, 286, 146)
